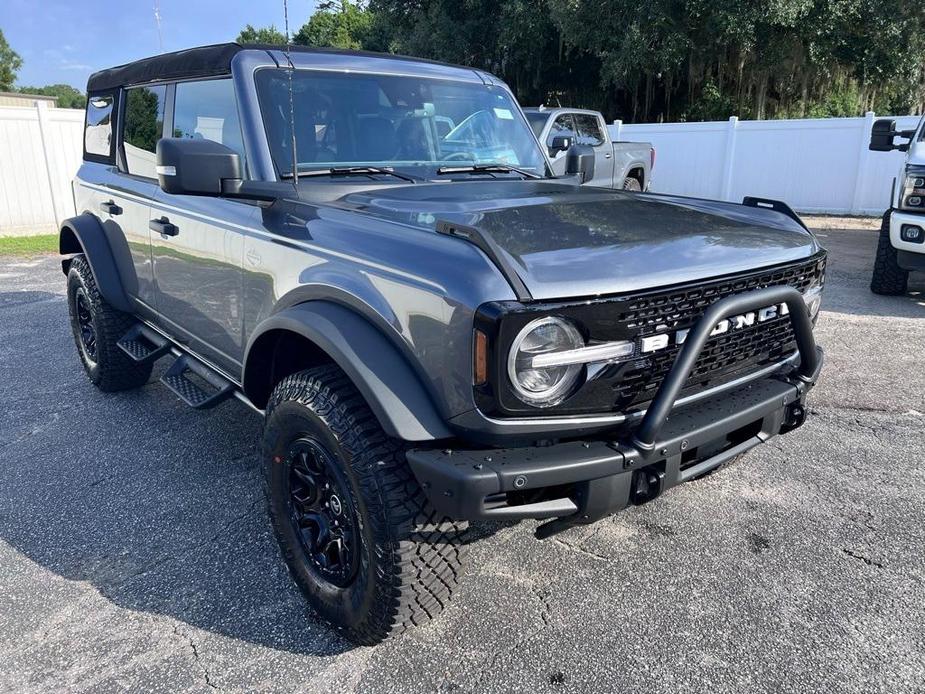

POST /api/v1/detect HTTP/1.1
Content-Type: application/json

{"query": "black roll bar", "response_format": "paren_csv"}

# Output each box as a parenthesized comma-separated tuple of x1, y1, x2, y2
(631, 285, 821, 452)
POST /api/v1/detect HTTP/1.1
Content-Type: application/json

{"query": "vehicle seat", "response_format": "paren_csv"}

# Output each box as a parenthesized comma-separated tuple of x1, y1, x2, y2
(395, 117, 435, 161)
(358, 117, 397, 162)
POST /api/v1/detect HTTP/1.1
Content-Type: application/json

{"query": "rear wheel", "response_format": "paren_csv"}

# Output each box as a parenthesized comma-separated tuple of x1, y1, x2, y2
(262, 365, 467, 644)
(870, 211, 909, 295)
(66, 255, 152, 391)
(622, 175, 643, 192)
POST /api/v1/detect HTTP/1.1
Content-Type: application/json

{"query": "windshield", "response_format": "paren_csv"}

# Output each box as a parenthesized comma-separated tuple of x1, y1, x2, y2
(524, 111, 549, 138)
(255, 68, 549, 178)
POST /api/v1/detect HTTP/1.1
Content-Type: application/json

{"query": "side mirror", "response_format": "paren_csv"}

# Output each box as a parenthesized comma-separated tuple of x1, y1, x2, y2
(156, 138, 243, 196)
(548, 135, 572, 156)
(869, 119, 899, 152)
(565, 144, 595, 183)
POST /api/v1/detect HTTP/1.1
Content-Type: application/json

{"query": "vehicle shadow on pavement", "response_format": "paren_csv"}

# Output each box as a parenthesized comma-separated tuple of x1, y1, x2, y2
(0, 302, 360, 655)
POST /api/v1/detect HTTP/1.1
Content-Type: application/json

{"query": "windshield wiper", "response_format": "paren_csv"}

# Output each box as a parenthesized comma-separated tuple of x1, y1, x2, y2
(435, 164, 542, 179)
(282, 166, 420, 183)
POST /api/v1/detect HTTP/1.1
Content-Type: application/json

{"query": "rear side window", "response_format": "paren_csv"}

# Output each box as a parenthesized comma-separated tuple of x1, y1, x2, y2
(85, 94, 115, 161)
(122, 85, 167, 178)
(172, 79, 246, 170)
(573, 113, 606, 147)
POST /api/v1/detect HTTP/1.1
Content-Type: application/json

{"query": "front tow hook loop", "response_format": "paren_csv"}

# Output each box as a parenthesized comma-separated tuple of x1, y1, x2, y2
(631, 467, 666, 505)
(782, 401, 807, 433)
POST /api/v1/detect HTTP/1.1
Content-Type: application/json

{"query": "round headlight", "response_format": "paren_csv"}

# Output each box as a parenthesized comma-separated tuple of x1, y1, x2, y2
(507, 317, 584, 407)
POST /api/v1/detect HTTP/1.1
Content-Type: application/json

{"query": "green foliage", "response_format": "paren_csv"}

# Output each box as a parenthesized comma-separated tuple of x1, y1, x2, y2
(294, 1, 373, 50)
(239, 1, 925, 122)
(0, 28, 22, 92)
(17, 84, 86, 109)
(236, 24, 288, 45)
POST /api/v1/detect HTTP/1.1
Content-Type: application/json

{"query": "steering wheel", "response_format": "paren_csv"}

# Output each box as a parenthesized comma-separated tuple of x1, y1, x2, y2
(443, 151, 476, 162)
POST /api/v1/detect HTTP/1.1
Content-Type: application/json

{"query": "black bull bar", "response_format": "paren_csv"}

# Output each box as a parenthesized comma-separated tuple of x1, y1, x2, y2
(407, 285, 824, 536)
(630, 284, 821, 453)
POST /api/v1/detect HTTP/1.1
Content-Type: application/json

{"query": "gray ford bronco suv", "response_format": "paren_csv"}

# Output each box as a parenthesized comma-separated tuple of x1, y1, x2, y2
(62, 43, 826, 644)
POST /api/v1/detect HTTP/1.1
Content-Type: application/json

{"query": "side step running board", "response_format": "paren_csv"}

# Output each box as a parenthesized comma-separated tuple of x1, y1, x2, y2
(117, 324, 171, 364)
(160, 354, 235, 410)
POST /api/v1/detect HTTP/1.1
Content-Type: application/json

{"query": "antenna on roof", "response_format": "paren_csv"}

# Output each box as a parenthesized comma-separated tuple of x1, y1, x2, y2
(153, 0, 163, 52)
(283, 0, 299, 193)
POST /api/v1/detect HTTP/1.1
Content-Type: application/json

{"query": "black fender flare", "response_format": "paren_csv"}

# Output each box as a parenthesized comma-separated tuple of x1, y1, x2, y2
(243, 301, 453, 442)
(59, 213, 133, 312)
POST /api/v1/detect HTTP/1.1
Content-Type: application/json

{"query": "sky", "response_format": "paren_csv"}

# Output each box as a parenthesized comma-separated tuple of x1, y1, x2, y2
(0, 0, 319, 90)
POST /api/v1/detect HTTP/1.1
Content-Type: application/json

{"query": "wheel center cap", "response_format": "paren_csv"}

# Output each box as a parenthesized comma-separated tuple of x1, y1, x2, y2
(329, 494, 343, 516)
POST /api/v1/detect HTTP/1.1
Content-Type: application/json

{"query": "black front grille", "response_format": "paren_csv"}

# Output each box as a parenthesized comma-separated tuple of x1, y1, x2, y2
(607, 255, 826, 410)
(475, 252, 826, 418)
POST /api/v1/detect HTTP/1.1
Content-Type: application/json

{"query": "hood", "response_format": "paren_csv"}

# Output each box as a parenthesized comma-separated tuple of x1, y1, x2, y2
(334, 180, 820, 301)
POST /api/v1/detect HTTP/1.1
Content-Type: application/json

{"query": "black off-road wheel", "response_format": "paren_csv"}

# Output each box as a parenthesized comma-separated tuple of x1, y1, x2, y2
(870, 211, 909, 295)
(262, 365, 467, 644)
(66, 255, 152, 391)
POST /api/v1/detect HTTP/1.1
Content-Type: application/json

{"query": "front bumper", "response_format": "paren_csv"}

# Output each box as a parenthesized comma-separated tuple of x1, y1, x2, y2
(890, 210, 925, 258)
(407, 285, 824, 536)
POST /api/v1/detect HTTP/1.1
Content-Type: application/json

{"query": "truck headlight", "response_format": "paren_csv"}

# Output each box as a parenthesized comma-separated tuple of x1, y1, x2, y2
(507, 317, 585, 406)
(899, 170, 925, 212)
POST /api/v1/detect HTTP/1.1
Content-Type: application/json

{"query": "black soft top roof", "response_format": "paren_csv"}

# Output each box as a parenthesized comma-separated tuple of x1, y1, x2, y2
(87, 42, 476, 93)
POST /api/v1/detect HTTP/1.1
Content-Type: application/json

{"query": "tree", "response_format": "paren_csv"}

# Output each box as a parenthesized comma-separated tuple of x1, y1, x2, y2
(17, 84, 86, 109)
(237, 1, 925, 122)
(293, 1, 374, 50)
(0, 28, 22, 91)
(236, 24, 288, 45)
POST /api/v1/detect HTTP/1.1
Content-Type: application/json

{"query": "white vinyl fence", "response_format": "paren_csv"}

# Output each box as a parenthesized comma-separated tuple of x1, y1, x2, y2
(611, 112, 921, 215)
(0, 102, 84, 236)
(0, 103, 920, 236)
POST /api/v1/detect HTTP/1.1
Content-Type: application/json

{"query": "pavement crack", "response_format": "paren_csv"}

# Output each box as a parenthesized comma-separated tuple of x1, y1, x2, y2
(174, 625, 219, 691)
(841, 547, 884, 569)
(552, 535, 610, 562)
(470, 571, 554, 686)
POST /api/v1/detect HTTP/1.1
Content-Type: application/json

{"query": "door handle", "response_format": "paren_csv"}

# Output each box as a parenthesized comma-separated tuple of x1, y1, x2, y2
(604, 152, 612, 159)
(149, 216, 179, 237)
(99, 200, 123, 216)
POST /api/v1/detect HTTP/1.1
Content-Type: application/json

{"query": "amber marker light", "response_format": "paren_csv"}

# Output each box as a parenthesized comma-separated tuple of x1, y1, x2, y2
(473, 330, 489, 385)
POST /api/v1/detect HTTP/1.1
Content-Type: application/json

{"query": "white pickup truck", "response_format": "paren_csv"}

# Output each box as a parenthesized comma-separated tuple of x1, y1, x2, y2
(868, 115, 925, 294)
(523, 107, 654, 191)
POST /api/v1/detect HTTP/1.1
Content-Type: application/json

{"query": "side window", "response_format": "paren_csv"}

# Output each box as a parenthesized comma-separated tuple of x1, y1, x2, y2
(84, 94, 114, 161)
(122, 85, 167, 178)
(172, 79, 247, 170)
(573, 114, 606, 147)
(546, 115, 575, 147)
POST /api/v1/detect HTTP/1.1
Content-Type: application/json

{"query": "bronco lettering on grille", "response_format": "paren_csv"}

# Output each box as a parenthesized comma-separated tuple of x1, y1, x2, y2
(639, 302, 790, 354)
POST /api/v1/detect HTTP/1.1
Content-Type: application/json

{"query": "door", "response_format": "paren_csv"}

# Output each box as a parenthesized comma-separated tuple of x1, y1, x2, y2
(99, 84, 169, 313)
(545, 113, 576, 176)
(572, 113, 615, 188)
(150, 78, 254, 373)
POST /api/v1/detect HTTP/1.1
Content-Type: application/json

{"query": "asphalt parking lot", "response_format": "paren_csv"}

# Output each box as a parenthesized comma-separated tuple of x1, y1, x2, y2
(0, 221, 923, 693)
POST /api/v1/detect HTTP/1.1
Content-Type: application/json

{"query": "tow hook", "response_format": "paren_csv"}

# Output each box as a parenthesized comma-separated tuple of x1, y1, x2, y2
(631, 467, 666, 505)
(782, 401, 807, 433)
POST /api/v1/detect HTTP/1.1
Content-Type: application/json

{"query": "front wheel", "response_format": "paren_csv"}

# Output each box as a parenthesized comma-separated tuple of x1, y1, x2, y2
(870, 211, 909, 295)
(262, 365, 467, 644)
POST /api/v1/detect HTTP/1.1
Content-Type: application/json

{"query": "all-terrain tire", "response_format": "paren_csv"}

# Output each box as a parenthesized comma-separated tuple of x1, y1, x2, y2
(262, 365, 467, 645)
(66, 254, 153, 391)
(870, 211, 909, 295)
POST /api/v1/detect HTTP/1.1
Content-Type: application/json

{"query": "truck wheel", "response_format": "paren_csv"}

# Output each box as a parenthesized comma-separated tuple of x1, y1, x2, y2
(66, 254, 153, 391)
(622, 175, 642, 192)
(870, 211, 909, 295)
(262, 365, 466, 644)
